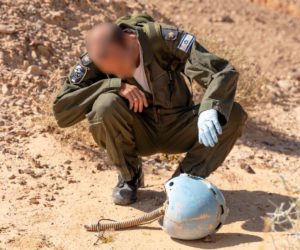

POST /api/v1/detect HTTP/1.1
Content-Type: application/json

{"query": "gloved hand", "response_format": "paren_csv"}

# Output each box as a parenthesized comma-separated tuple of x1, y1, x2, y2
(197, 109, 222, 147)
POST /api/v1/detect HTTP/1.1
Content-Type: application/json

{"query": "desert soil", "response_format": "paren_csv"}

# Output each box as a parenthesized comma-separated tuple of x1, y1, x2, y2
(0, 0, 299, 249)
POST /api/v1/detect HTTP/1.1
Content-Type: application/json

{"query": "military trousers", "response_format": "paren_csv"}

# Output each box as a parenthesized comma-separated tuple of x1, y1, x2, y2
(86, 92, 248, 181)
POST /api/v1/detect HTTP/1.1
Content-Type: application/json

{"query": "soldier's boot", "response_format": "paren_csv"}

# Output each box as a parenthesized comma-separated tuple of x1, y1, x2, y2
(112, 166, 144, 205)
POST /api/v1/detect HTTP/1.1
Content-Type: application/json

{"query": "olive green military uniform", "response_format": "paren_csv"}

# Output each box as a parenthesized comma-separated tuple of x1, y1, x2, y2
(52, 16, 248, 182)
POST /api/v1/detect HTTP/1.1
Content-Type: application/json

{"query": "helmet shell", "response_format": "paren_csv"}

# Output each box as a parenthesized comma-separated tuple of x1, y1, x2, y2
(162, 173, 228, 240)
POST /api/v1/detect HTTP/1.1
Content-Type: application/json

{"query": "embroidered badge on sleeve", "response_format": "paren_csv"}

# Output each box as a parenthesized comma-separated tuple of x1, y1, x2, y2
(162, 28, 178, 41)
(177, 32, 195, 53)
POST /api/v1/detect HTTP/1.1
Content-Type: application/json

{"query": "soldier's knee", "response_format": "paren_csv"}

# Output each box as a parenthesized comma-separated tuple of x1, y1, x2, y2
(224, 102, 248, 139)
(87, 93, 123, 124)
(229, 102, 248, 127)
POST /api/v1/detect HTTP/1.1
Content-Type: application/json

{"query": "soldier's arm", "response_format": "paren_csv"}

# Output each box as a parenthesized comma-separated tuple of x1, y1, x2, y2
(155, 23, 238, 124)
(52, 53, 122, 128)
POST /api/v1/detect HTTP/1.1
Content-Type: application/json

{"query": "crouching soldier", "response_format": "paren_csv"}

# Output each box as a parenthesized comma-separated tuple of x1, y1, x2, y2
(52, 14, 248, 205)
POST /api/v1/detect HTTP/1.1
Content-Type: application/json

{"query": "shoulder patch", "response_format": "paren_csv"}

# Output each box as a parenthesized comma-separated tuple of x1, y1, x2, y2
(161, 27, 178, 41)
(69, 64, 87, 84)
(177, 32, 195, 53)
(80, 53, 92, 66)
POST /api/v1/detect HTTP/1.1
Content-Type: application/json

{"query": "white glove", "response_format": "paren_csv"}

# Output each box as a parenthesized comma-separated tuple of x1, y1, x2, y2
(197, 109, 222, 147)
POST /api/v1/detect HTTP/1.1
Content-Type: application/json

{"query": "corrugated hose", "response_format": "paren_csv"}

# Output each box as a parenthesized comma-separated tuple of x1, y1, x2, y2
(84, 204, 166, 232)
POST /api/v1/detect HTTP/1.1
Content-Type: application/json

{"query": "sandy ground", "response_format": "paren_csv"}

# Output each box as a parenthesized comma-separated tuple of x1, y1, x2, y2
(1, 0, 300, 249)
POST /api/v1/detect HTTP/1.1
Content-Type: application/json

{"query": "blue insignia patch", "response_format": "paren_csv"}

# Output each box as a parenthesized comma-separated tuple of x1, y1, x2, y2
(69, 64, 87, 84)
(177, 32, 195, 53)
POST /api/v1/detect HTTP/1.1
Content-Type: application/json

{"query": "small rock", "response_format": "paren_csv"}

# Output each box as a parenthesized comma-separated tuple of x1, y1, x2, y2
(221, 15, 234, 23)
(2, 84, 9, 95)
(29, 197, 40, 205)
(8, 174, 16, 180)
(37, 44, 52, 58)
(19, 179, 27, 185)
(31, 159, 42, 168)
(154, 156, 162, 163)
(165, 164, 173, 171)
(154, 162, 161, 168)
(152, 168, 159, 175)
(210, 15, 234, 23)
(16, 195, 27, 200)
(32, 171, 45, 178)
(95, 163, 103, 171)
(0, 24, 16, 34)
(37, 183, 46, 188)
(241, 163, 256, 174)
(64, 160, 72, 165)
(24, 168, 34, 175)
(24, 168, 45, 178)
(46, 196, 55, 201)
(277, 80, 292, 91)
(26, 65, 47, 76)
(44, 11, 64, 24)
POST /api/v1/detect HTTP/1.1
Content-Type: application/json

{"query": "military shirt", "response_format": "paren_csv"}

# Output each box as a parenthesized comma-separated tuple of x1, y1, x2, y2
(52, 21, 238, 128)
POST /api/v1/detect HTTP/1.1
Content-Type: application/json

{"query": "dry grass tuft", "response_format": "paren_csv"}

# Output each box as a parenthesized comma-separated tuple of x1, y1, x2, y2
(263, 175, 300, 249)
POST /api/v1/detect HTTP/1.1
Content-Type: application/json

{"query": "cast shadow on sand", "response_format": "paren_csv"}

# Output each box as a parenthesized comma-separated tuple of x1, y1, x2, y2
(133, 189, 294, 232)
(240, 119, 300, 157)
(128, 188, 295, 247)
(170, 233, 262, 249)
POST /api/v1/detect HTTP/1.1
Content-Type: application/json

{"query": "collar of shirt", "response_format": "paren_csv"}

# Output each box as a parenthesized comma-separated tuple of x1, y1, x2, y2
(133, 40, 151, 93)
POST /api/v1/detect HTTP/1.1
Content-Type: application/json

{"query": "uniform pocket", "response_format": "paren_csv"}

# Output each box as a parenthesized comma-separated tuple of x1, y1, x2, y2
(151, 71, 172, 107)
(148, 60, 173, 108)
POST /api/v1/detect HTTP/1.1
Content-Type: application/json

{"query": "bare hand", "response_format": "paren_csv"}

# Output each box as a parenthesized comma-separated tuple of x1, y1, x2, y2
(118, 83, 148, 112)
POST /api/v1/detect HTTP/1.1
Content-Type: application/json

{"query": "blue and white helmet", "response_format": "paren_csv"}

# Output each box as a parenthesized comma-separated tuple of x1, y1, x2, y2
(162, 173, 229, 240)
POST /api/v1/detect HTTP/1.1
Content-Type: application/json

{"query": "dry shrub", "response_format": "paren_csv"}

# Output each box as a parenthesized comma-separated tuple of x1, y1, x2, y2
(263, 174, 300, 249)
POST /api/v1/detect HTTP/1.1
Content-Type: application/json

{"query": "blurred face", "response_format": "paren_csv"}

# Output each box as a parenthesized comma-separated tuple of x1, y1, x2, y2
(88, 34, 138, 79)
